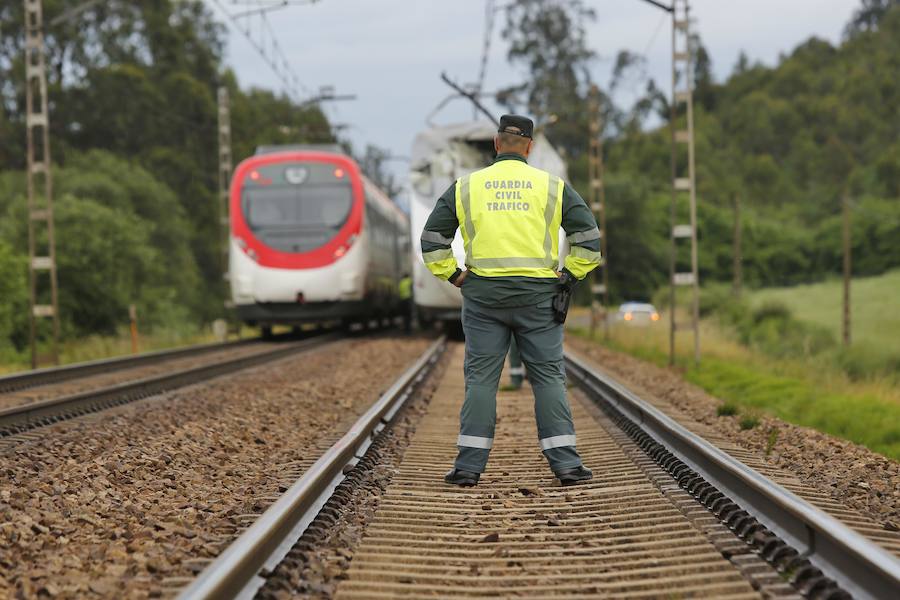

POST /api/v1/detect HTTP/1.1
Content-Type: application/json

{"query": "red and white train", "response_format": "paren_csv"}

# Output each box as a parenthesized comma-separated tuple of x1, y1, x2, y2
(229, 145, 410, 334)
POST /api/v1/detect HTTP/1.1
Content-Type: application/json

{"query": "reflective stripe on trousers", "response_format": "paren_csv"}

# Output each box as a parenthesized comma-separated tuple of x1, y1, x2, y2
(539, 434, 577, 450)
(457, 434, 493, 449)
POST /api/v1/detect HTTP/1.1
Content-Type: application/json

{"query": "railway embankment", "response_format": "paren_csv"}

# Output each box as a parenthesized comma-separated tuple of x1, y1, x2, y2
(566, 336, 900, 544)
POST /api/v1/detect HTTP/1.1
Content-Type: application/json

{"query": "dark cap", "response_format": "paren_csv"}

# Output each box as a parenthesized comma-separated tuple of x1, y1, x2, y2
(498, 114, 534, 139)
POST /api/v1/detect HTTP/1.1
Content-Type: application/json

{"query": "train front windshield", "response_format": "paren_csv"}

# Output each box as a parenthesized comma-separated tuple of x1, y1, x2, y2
(242, 161, 353, 253)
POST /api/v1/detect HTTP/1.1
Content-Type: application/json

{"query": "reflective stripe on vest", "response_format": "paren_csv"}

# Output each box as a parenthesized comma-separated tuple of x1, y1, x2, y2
(422, 248, 454, 264)
(421, 230, 455, 245)
(456, 161, 563, 277)
(567, 227, 601, 244)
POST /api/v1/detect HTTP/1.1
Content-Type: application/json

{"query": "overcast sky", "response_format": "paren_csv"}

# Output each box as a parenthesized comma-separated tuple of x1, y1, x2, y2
(211, 0, 860, 181)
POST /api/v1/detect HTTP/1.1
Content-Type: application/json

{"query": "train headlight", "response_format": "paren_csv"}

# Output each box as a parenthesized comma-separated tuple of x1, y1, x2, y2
(284, 167, 308, 185)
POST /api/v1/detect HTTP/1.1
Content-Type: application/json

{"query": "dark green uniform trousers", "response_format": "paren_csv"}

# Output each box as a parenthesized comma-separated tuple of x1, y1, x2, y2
(454, 298, 584, 474)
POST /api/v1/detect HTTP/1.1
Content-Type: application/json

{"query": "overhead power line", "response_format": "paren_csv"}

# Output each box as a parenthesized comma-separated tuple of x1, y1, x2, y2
(642, 11, 669, 57)
(475, 0, 496, 96)
(47, 0, 103, 27)
(636, 0, 673, 13)
(439, 72, 499, 126)
(229, 0, 321, 19)
(208, 0, 313, 100)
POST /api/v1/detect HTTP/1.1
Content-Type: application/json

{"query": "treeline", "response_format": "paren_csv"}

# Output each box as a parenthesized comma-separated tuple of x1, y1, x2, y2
(0, 2, 335, 353)
(606, 1, 900, 298)
(498, 0, 900, 302)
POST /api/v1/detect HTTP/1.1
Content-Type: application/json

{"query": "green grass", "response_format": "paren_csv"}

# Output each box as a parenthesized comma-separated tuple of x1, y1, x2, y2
(570, 322, 900, 461)
(738, 412, 760, 430)
(687, 356, 899, 456)
(765, 428, 779, 457)
(750, 269, 900, 362)
(716, 401, 738, 416)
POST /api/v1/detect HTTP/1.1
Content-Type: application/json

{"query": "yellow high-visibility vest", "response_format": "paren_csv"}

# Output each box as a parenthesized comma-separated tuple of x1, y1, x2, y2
(456, 159, 563, 278)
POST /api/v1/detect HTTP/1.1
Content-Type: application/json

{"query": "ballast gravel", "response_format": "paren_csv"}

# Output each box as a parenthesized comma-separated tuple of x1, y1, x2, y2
(0, 336, 430, 599)
(566, 337, 900, 535)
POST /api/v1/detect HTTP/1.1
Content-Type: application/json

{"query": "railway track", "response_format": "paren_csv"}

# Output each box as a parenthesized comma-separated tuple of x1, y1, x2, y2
(1, 335, 435, 599)
(0, 338, 259, 395)
(0, 333, 338, 439)
(176, 336, 447, 599)
(172, 341, 900, 600)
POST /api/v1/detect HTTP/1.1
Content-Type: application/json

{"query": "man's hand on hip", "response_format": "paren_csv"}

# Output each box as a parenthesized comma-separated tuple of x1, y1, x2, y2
(452, 270, 468, 288)
(558, 270, 576, 290)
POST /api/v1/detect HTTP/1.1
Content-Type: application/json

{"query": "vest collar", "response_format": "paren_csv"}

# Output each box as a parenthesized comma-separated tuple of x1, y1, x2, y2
(493, 152, 528, 164)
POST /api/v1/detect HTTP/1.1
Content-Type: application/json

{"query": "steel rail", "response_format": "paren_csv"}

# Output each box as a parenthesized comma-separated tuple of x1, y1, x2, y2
(0, 333, 340, 437)
(178, 336, 446, 600)
(0, 338, 260, 394)
(565, 349, 900, 600)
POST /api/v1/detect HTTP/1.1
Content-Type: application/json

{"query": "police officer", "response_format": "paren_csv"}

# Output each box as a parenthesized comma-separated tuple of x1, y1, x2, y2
(398, 273, 412, 333)
(420, 115, 601, 487)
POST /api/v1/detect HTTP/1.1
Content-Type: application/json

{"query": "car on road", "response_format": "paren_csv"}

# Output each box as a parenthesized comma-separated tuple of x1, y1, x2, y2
(615, 302, 660, 325)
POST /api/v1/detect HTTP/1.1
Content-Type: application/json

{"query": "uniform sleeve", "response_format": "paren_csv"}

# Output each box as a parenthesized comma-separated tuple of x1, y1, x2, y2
(560, 182, 602, 280)
(420, 182, 461, 281)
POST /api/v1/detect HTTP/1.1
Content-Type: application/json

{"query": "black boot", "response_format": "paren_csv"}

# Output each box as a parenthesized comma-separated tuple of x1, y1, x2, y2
(555, 465, 592, 486)
(444, 468, 480, 487)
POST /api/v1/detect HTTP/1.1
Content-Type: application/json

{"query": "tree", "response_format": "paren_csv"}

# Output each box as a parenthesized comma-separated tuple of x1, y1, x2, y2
(499, 0, 599, 157)
(0, 1, 338, 337)
(691, 34, 715, 110)
(0, 150, 205, 345)
(592, 1, 900, 294)
(359, 144, 401, 199)
(732, 51, 750, 76)
(845, 0, 900, 35)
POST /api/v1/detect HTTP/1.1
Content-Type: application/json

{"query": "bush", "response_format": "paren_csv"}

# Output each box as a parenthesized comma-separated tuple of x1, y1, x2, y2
(715, 300, 836, 359)
(698, 283, 735, 318)
(835, 346, 900, 381)
(651, 282, 743, 322)
(0, 241, 28, 355)
(0, 152, 205, 345)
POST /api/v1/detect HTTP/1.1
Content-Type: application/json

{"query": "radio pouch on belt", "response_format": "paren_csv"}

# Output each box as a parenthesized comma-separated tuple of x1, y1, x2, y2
(552, 287, 571, 323)
(553, 271, 577, 324)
